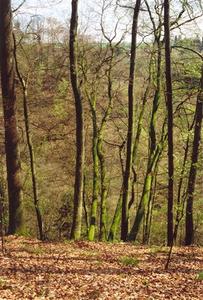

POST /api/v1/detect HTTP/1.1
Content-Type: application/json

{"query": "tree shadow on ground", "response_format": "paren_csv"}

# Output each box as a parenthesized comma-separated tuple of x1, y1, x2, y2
(0, 253, 201, 278)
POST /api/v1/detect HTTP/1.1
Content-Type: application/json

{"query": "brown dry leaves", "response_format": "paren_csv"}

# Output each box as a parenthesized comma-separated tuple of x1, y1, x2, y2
(0, 236, 202, 299)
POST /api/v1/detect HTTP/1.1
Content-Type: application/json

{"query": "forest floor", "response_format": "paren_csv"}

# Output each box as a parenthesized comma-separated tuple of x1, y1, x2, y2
(0, 236, 202, 299)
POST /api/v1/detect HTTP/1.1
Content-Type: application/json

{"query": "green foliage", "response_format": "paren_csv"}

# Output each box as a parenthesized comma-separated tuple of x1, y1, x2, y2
(16, 227, 32, 238)
(150, 246, 169, 255)
(57, 78, 70, 98)
(53, 78, 70, 119)
(197, 271, 203, 280)
(142, 279, 149, 286)
(119, 256, 139, 267)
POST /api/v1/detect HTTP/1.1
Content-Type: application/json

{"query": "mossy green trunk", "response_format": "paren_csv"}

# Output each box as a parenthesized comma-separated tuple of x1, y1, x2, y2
(98, 136, 108, 241)
(143, 166, 158, 244)
(108, 61, 153, 242)
(108, 191, 122, 241)
(129, 173, 152, 241)
(128, 33, 162, 241)
(88, 123, 99, 241)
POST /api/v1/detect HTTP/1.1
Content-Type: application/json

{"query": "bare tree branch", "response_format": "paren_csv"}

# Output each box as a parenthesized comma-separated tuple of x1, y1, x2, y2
(12, 0, 26, 13)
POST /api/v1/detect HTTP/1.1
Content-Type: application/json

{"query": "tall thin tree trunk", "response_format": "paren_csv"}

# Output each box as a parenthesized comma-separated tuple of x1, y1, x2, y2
(13, 34, 44, 241)
(109, 66, 152, 242)
(88, 109, 99, 241)
(132, 50, 154, 167)
(164, 0, 174, 246)
(70, 0, 84, 240)
(22, 90, 44, 240)
(143, 166, 157, 245)
(128, 145, 162, 241)
(108, 190, 122, 241)
(173, 129, 191, 243)
(98, 135, 108, 241)
(83, 174, 89, 236)
(98, 60, 114, 241)
(0, 0, 23, 234)
(147, 169, 158, 244)
(185, 65, 203, 245)
(108, 142, 125, 242)
(0, 182, 5, 253)
(121, 0, 141, 241)
(128, 34, 162, 241)
(86, 44, 114, 241)
(128, 58, 153, 211)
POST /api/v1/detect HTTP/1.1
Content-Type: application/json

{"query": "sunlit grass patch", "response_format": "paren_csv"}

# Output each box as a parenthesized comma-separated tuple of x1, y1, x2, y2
(197, 271, 203, 280)
(119, 256, 139, 267)
(150, 246, 169, 255)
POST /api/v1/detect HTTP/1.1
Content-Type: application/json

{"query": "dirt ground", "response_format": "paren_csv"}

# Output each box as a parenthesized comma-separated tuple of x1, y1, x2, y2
(0, 236, 202, 299)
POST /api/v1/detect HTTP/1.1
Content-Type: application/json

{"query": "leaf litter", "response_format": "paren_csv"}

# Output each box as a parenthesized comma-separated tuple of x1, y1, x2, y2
(0, 236, 202, 299)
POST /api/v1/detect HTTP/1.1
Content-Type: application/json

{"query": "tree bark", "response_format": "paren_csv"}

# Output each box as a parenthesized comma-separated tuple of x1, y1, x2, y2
(0, 0, 23, 234)
(98, 134, 108, 241)
(108, 191, 122, 241)
(128, 28, 162, 241)
(128, 144, 162, 241)
(69, 0, 84, 240)
(108, 141, 125, 242)
(22, 88, 44, 240)
(88, 106, 99, 241)
(121, 0, 141, 241)
(164, 0, 174, 246)
(82, 174, 89, 236)
(87, 46, 114, 241)
(13, 34, 44, 241)
(185, 65, 203, 245)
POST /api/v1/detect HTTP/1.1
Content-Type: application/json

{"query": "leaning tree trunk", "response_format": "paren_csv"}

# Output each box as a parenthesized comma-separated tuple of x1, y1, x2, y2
(69, 0, 84, 240)
(109, 54, 152, 242)
(88, 105, 99, 241)
(173, 117, 193, 243)
(121, 0, 141, 241)
(0, 0, 23, 234)
(128, 32, 162, 242)
(98, 58, 114, 242)
(98, 134, 108, 241)
(164, 0, 174, 246)
(13, 34, 44, 241)
(128, 144, 163, 241)
(185, 65, 203, 245)
(144, 165, 158, 244)
(108, 141, 125, 242)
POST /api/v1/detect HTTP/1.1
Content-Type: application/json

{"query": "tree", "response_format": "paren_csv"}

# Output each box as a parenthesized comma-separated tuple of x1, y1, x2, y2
(185, 62, 203, 245)
(164, 0, 174, 246)
(69, 0, 85, 240)
(0, 0, 24, 234)
(13, 34, 44, 241)
(121, 0, 142, 242)
(83, 33, 122, 242)
(128, 1, 165, 242)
